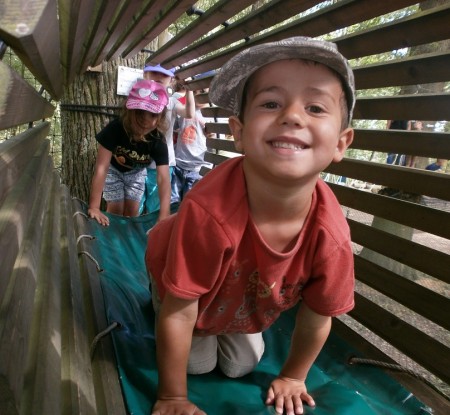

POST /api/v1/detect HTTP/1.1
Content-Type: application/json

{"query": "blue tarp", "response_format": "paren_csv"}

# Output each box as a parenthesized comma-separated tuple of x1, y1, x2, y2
(89, 210, 429, 415)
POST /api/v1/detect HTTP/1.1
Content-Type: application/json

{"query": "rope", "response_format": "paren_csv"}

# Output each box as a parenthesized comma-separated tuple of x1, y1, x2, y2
(73, 211, 88, 219)
(76, 234, 95, 245)
(78, 250, 103, 272)
(90, 321, 121, 359)
(348, 356, 449, 401)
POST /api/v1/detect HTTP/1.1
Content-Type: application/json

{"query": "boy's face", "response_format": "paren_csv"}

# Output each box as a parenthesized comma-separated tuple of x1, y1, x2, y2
(229, 59, 353, 183)
(144, 71, 172, 87)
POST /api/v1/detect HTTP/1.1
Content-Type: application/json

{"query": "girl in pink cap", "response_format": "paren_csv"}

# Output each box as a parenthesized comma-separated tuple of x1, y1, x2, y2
(88, 79, 170, 226)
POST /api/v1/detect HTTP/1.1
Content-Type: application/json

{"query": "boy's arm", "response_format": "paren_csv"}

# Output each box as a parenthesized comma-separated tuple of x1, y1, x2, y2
(153, 292, 203, 414)
(175, 90, 195, 119)
(266, 302, 331, 415)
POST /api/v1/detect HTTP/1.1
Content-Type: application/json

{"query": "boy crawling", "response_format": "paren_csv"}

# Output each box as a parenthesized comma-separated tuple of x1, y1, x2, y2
(146, 36, 355, 415)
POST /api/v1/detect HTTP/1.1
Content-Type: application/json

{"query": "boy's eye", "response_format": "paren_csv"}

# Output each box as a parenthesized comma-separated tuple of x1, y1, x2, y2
(308, 105, 324, 114)
(262, 101, 279, 109)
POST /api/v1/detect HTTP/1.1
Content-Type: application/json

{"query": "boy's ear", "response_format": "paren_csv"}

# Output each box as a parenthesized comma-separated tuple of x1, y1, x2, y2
(333, 127, 354, 162)
(229, 115, 244, 152)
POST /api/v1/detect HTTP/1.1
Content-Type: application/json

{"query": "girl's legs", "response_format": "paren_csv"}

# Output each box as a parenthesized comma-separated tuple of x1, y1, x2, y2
(106, 200, 125, 215)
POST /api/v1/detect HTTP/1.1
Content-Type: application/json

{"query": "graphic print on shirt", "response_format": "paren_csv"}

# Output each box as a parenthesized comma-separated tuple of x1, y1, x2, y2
(114, 146, 151, 169)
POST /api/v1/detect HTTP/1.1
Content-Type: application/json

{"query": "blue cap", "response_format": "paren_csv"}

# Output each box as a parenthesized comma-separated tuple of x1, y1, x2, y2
(143, 63, 175, 78)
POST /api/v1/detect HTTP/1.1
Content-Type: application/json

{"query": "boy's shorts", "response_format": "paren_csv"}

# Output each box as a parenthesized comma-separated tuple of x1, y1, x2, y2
(103, 165, 147, 202)
(149, 275, 265, 378)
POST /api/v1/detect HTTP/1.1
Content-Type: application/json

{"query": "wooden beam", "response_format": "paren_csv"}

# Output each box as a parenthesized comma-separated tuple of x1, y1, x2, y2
(124, 0, 256, 61)
(0, 0, 62, 98)
(325, 158, 450, 201)
(354, 256, 450, 331)
(354, 51, 450, 90)
(109, 0, 193, 62)
(0, 122, 50, 206)
(86, 0, 147, 66)
(353, 94, 450, 122)
(154, 0, 319, 67)
(0, 62, 54, 130)
(348, 219, 450, 284)
(351, 129, 450, 159)
(329, 183, 450, 239)
(175, 0, 419, 79)
(349, 293, 450, 385)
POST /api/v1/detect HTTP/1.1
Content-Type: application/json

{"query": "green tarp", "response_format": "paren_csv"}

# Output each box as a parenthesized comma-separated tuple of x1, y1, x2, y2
(89, 210, 429, 415)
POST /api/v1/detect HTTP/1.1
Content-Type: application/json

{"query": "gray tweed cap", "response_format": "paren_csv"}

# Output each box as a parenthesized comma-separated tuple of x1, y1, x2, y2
(209, 36, 355, 123)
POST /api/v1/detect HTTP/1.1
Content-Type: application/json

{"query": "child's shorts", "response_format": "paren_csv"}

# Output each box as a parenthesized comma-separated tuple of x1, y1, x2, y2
(103, 165, 147, 202)
(149, 275, 265, 378)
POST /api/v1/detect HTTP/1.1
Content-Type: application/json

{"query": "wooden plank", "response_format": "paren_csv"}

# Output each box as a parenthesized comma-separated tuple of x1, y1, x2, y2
(0, 0, 62, 98)
(20, 171, 61, 414)
(154, 0, 319, 67)
(351, 129, 450, 159)
(201, 107, 232, 119)
(329, 183, 450, 239)
(109, 0, 193, 62)
(205, 137, 239, 153)
(90, 0, 155, 65)
(77, 1, 121, 73)
(205, 123, 230, 136)
(354, 51, 450, 90)
(175, 0, 419, 79)
(332, 319, 450, 415)
(352, 94, 450, 122)
(0, 62, 54, 130)
(336, 3, 450, 61)
(348, 219, 450, 284)
(354, 256, 450, 331)
(349, 293, 450, 384)
(204, 151, 233, 166)
(0, 153, 54, 403)
(0, 122, 50, 206)
(58, 0, 96, 83)
(0, 140, 51, 305)
(325, 159, 450, 201)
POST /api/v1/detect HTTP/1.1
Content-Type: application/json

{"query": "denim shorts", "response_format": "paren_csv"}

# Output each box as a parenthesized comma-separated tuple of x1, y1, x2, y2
(103, 165, 147, 202)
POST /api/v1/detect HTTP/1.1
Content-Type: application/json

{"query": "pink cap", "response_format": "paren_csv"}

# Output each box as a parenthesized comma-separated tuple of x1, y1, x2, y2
(126, 79, 169, 114)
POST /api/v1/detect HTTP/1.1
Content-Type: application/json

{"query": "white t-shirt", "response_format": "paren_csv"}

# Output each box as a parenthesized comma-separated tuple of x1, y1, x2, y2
(150, 96, 178, 168)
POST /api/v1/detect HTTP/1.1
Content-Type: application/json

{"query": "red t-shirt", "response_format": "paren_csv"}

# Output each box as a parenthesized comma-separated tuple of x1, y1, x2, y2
(146, 157, 354, 335)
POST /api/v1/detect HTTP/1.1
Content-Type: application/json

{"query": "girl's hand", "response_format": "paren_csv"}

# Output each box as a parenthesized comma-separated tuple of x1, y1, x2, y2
(266, 376, 315, 415)
(151, 398, 206, 415)
(88, 207, 110, 226)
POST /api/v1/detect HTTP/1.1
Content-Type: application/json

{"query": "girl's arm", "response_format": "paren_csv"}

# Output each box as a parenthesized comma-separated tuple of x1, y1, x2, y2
(88, 144, 112, 226)
(156, 164, 171, 221)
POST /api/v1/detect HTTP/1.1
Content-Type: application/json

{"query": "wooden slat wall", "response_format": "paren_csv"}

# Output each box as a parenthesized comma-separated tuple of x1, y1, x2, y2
(0, 0, 449, 413)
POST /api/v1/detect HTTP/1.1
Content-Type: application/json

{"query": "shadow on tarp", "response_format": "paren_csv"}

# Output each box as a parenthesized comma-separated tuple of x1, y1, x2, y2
(88, 207, 430, 415)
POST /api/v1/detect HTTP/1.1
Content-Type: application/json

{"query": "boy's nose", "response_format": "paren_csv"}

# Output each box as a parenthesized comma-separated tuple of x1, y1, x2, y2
(280, 102, 305, 127)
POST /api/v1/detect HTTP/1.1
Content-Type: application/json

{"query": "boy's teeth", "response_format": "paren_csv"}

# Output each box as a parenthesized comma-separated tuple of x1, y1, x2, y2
(272, 141, 304, 150)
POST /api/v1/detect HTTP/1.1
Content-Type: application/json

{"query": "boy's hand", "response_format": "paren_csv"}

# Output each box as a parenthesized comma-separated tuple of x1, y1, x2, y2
(266, 376, 315, 415)
(151, 398, 206, 415)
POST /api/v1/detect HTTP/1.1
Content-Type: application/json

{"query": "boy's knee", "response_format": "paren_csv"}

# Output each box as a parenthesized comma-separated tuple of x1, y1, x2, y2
(217, 333, 265, 378)
(218, 354, 259, 378)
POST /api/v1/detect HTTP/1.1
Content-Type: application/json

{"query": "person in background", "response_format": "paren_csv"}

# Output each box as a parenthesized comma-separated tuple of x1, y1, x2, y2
(173, 88, 212, 201)
(425, 158, 447, 172)
(386, 120, 411, 165)
(88, 79, 170, 226)
(141, 63, 195, 214)
(405, 120, 423, 168)
(146, 36, 355, 415)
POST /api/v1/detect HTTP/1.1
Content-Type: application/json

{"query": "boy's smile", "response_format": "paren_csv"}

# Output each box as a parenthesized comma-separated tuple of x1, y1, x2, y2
(229, 59, 353, 184)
